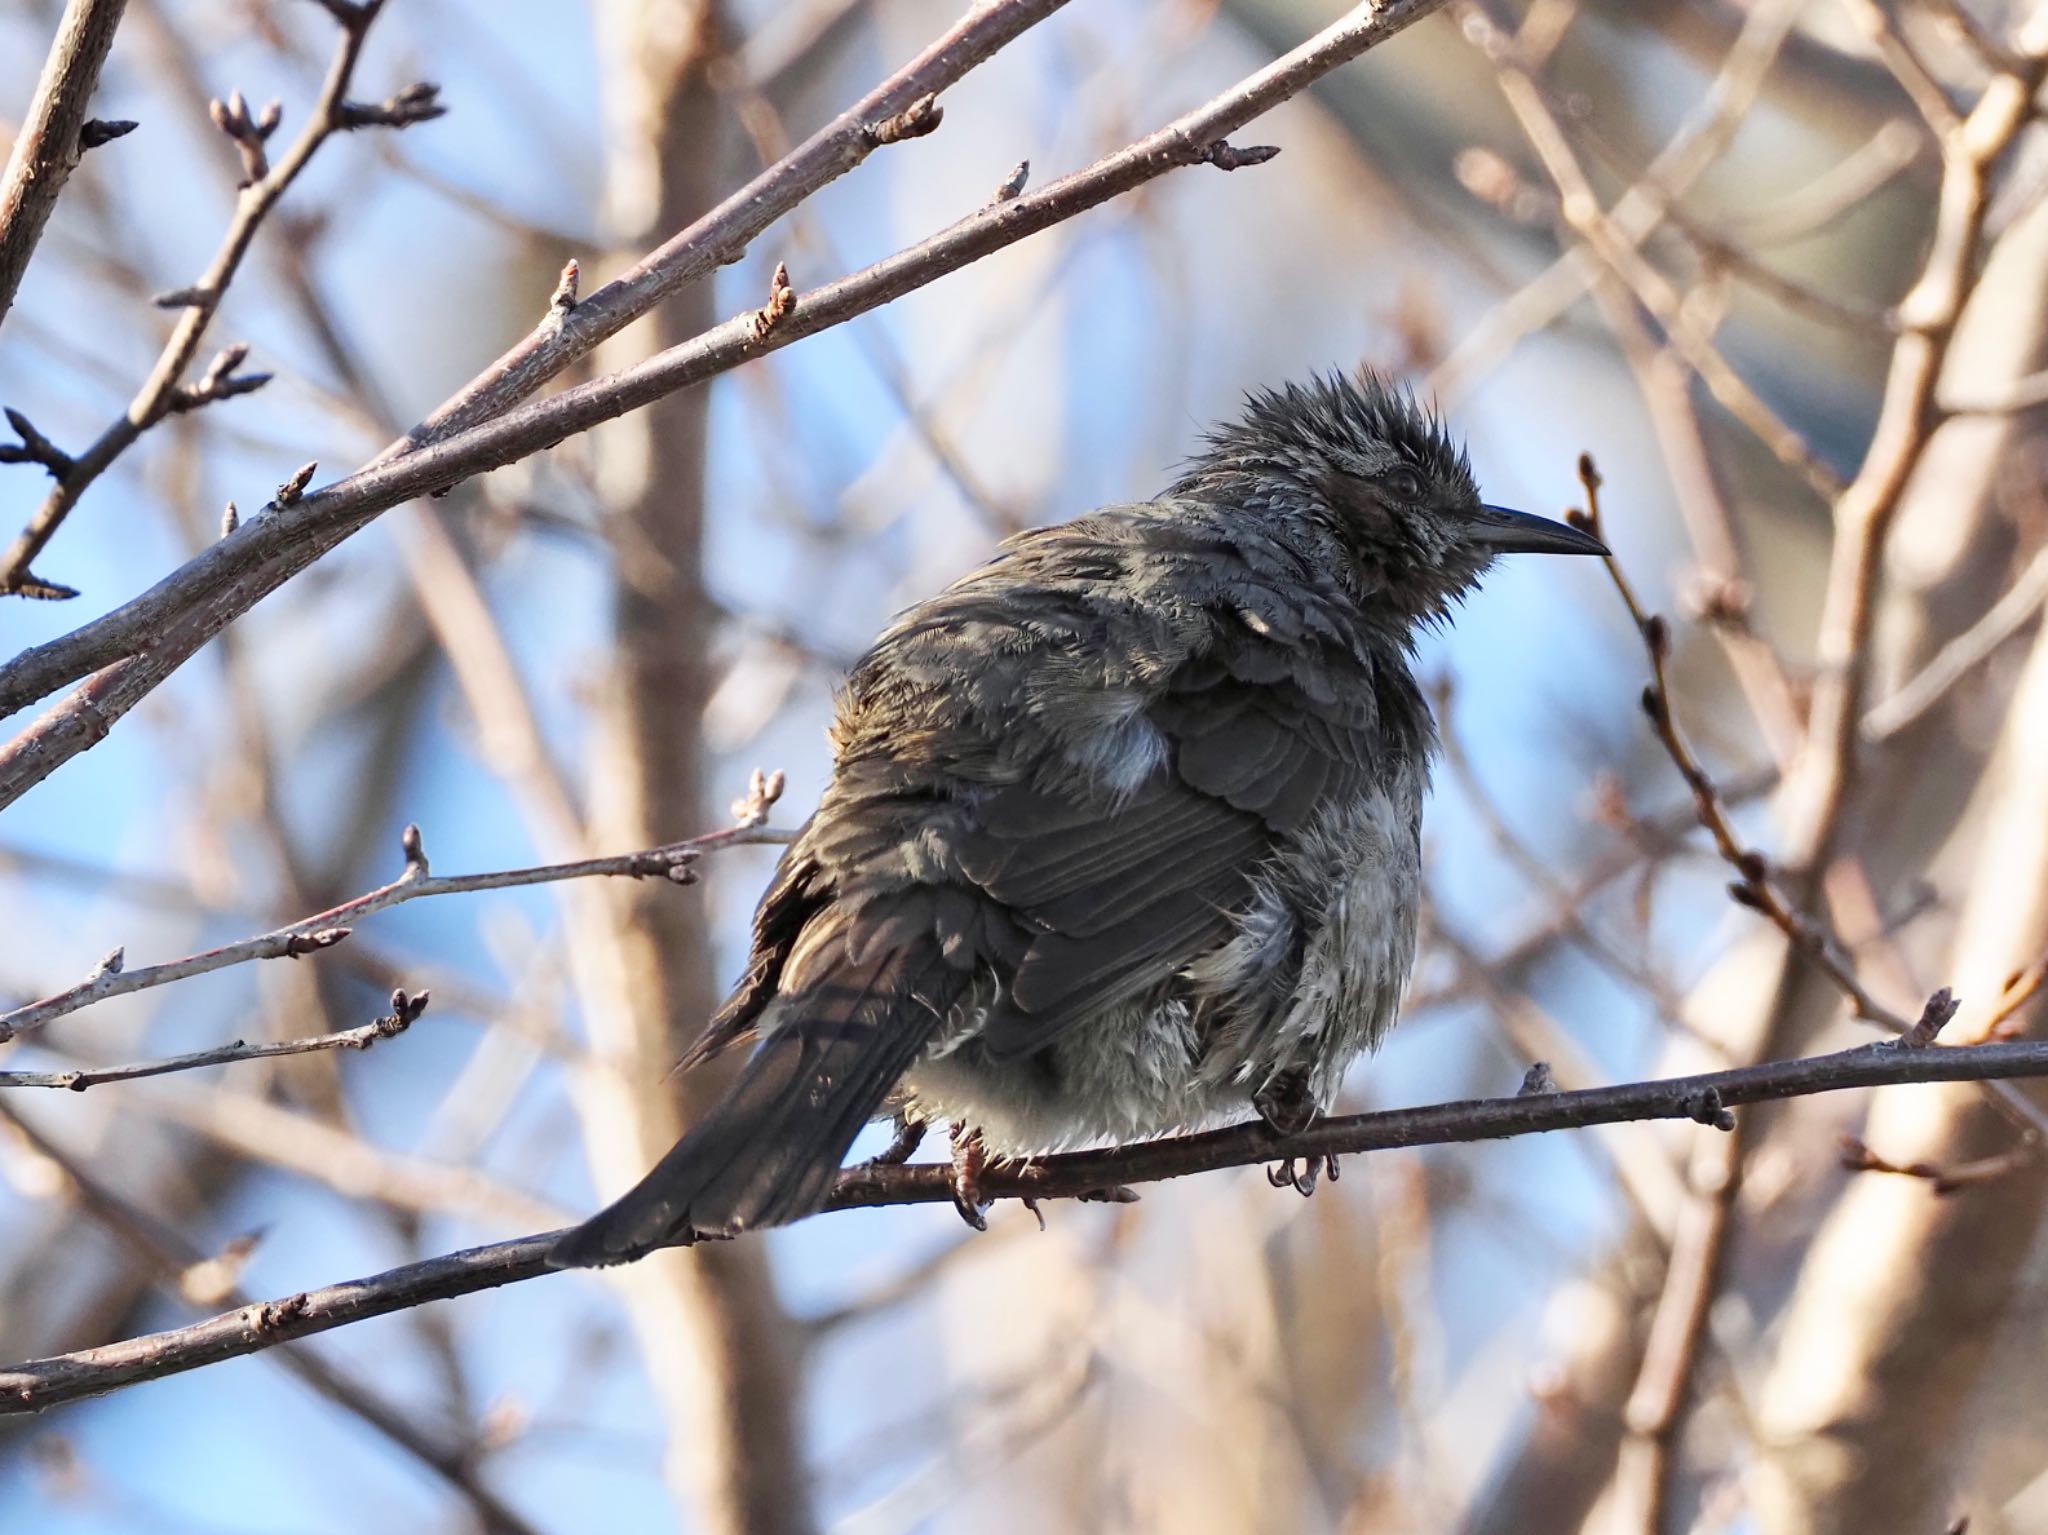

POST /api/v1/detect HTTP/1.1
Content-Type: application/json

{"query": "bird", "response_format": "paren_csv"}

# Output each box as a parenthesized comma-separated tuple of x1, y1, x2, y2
(547, 369, 1606, 1269)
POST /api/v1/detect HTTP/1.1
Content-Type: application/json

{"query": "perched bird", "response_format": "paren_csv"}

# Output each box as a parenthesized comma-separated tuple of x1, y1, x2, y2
(549, 370, 1605, 1268)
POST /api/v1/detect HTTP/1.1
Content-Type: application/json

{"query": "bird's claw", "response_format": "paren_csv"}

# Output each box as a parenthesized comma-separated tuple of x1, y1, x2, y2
(952, 1193, 989, 1231)
(950, 1124, 991, 1231)
(1266, 1153, 1340, 1197)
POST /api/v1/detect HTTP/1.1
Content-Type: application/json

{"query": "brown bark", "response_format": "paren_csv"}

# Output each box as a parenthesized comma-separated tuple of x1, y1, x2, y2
(0, 0, 129, 334)
(1730, 166, 2048, 1535)
(1751, 614, 2048, 1530)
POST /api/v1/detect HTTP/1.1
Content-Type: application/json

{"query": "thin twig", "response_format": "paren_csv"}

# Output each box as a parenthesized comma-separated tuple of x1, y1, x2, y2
(0, 989, 428, 1091)
(1573, 456, 1910, 1033)
(1980, 954, 2047, 1040)
(1839, 1134, 2038, 1193)
(0, 820, 792, 1041)
(9, 1035, 2048, 1412)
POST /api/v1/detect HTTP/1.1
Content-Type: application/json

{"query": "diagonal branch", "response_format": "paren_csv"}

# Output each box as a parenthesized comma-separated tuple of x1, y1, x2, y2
(0, 1101, 543, 1534)
(8, 1033, 2048, 1413)
(0, 0, 1455, 808)
(379, 0, 1071, 459)
(0, 0, 1082, 696)
(1574, 457, 1912, 1035)
(0, 0, 131, 335)
(0, 988, 428, 1090)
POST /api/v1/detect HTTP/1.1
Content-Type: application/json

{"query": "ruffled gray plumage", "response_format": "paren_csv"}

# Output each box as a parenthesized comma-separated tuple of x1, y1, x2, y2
(548, 370, 1601, 1267)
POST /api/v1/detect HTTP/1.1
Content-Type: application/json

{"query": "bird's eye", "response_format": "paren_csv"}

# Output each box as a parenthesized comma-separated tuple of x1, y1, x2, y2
(1383, 466, 1426, 502)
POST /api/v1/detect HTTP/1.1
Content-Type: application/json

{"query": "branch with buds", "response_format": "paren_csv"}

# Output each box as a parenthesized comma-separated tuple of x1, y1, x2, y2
(1573, 454, 1913, 1034)
(0, 990, 429, 1092)
(0, 0, 442, 599)
(209, 89, 282, 185)
(0, 799, 793, 1043)
(0, 0, 132, 332)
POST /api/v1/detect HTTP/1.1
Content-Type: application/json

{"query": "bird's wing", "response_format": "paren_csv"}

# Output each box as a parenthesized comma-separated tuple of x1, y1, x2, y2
(690, 510, 1391, 1070)
(964, 640, 1381, 1058)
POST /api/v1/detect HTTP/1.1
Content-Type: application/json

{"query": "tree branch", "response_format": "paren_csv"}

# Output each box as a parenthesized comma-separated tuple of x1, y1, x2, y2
(1574, 456, 1913, 1035)
(9, 1035, 2048, 1413)
(1782, 14, 2048, 886)
(383, 0, 1072, 457)
(1613, 22, 2048, 1519)
(0, 0, 1081, 700)
(0, 987, 428, 1090)
(0, 0, 131, 336)
(1862, 544, 2048, 740)
(0, 1102, 544, 1535)
(0, 0, 1454, 808)
(0, 820, 791, 1041)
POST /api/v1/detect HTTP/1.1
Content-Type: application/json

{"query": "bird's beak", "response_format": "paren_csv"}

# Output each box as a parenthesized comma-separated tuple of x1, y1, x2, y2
(1466, 503, 1610, 557)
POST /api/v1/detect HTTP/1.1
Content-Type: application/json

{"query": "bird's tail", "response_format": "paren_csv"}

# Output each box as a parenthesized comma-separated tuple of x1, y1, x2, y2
(547, 943, 948, 1268)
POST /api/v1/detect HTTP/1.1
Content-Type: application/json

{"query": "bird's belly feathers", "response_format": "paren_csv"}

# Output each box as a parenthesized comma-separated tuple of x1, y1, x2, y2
(899, 769, 1425, 1155)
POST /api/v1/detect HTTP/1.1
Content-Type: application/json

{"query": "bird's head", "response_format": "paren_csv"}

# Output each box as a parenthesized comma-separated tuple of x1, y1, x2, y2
(1173, 371, 1607, 626)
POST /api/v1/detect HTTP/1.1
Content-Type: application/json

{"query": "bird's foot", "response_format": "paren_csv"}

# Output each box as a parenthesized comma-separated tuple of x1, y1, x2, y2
(1254, 1070, 1319, 1137)
(1266, 1153, 1340, 1197)
(950, 1124, 991, 1231)
(864, 1112, 927, 1168)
